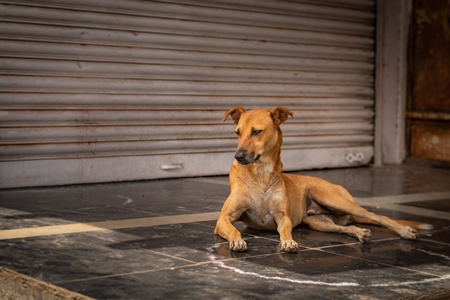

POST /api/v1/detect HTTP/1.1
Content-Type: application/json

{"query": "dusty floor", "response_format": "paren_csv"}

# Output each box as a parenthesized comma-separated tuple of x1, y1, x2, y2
(0, 164, 450, 299)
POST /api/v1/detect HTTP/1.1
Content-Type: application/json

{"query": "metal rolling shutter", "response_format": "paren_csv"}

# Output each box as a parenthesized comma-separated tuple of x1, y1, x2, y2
(0, 0, 375, 188)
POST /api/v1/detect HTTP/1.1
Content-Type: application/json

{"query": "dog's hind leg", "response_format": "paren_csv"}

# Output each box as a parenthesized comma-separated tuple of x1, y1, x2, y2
(303, 215, 372, 243)
(350, 216, 433, 231)
(310, 184, 418, 240)
(350, 216, 380, 226)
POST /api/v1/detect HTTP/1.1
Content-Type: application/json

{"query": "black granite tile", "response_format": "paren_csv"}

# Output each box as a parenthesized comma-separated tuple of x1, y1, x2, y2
(55, 258, 439, 299)
(9, 206, 160, 225)
(60, 250, 450, 300)
(90, 222, 284, 263)
(324, 238, 450, 276)
(0, 207, 159, 230)
(420, 229, 450, 244)
(401, 198, 450, 212)
(291, 165, 450, 197)
(0, 178, 229, 216)
(0, 179, 229, 229)
(0, 186, 122, 212)
(221, 251, 447, 289)
(0, 213, 48, 230)
(111, 178, 229, 216)
(60, 263, 314, 300)
(0, 233, 191, 284)
(124, 180, 228, 215)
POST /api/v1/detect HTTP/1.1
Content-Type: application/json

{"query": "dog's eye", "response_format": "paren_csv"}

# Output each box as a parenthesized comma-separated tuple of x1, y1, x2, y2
(234, 129, 241, 136)
(251, 129, 263, 137)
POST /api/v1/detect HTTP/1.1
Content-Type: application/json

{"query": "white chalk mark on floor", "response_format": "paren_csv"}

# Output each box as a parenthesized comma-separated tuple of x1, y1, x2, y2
(418, 249, 450, 261)
(206, 245, 450, 288)
(214, 260, 360, 286)
(368, 274, 450, 287)
(116, 195, 133, 205)
(206, 245, 359, 287)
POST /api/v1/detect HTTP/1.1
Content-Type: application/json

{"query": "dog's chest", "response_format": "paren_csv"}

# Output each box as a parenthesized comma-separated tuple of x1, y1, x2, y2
(240, 189, 283, 230)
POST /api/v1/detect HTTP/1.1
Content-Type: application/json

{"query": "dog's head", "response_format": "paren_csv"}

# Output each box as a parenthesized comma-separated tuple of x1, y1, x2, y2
(223, 107, 293, 165)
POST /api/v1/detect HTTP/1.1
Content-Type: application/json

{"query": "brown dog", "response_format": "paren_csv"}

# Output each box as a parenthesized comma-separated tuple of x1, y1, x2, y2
(214, 107, 424, 252)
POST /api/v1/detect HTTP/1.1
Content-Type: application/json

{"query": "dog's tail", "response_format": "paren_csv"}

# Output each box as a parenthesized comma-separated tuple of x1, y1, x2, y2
(394, 220, 434, 230)
(350, 216, 434, 231)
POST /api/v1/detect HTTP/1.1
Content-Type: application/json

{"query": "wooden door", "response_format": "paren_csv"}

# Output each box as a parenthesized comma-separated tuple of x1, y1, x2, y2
(408, 0, 450, 163)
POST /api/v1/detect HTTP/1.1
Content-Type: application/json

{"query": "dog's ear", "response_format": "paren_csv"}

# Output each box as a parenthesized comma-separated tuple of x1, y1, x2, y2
(271, 107, 294, 125)
(223, 107, 246, 124)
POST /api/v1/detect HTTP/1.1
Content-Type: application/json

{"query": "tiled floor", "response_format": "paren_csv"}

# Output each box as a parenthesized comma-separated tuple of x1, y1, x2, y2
(1, 164, 450, 299)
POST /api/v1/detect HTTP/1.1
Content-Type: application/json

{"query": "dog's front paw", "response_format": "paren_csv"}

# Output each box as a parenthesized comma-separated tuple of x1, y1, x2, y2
(229, 239, 248, 252)
(279, 239, 298, 253)
(401, 226, 418, 240)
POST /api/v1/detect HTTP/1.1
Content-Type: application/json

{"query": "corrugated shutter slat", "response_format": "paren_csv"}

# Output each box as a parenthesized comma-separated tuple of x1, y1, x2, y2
(0, 0, 375, 188)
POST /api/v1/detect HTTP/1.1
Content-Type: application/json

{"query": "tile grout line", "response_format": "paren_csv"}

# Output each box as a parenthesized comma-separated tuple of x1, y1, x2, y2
(299, 237, 401, 251)
(54, 252, 275, 285)
(419, 238, 450, 247)
(0, 212, 220, 240)
(80, 231, 198, 265)
(54, 262, 210, 285)
(318, 247, 445, 278)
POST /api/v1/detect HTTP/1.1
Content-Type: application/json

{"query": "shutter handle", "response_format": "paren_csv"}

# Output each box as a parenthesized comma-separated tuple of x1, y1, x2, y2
(160, 163, 183, 170)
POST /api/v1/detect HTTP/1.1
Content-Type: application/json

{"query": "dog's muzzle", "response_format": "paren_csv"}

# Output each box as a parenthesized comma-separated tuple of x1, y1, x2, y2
(234, 151, 260, 165)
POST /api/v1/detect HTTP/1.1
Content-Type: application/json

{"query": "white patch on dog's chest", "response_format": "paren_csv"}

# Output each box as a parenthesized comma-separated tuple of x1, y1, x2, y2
(242, 188, 283, 230)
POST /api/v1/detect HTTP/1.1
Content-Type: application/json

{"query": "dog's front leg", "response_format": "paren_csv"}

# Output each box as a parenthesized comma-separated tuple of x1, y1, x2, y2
(274, 212, 298, 253)
(214, 196, 248, 252)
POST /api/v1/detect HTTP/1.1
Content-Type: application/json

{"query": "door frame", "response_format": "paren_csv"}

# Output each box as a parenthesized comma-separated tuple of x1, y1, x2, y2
(374, 0, 411, 165)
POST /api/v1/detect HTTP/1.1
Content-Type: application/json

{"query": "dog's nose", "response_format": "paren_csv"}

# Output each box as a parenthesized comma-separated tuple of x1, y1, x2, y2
(234, 151, 247, 162)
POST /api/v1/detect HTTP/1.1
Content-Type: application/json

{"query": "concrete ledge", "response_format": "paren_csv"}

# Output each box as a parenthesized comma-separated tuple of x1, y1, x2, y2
(0, 267, 92, 300)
